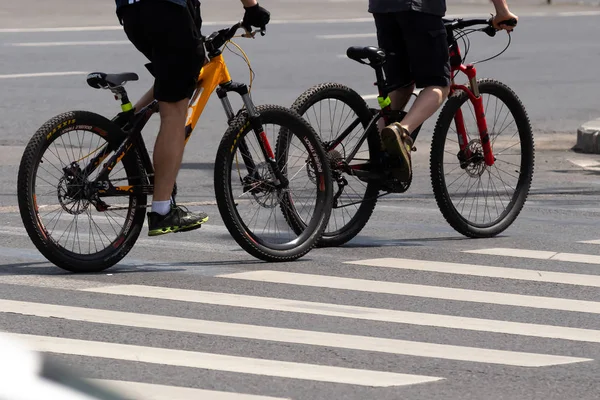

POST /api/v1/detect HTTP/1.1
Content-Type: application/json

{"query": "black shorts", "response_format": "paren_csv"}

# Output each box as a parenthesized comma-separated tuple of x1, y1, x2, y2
(119, 1, 205, 102)
(373, 11, 450, 89)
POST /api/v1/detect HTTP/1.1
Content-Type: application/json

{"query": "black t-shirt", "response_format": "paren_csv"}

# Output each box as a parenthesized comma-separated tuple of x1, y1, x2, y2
(116, 0, 187, 10)
(368, 0, 446, 17)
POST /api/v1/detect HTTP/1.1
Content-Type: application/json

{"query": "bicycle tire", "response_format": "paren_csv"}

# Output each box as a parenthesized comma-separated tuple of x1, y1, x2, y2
(290, 83, 379, 247)
(18, 111, 147, 273)
(430, 79, 535, 238)
(214, 105, 333, 261)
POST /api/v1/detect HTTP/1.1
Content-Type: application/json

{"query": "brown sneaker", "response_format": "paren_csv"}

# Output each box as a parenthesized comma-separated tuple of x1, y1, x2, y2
(381, 122, 413, 181)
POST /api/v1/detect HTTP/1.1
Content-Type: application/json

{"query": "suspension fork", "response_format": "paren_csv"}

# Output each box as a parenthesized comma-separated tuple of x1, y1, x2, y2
(217, 82, 289, 188)
(454, 65, 495, 166)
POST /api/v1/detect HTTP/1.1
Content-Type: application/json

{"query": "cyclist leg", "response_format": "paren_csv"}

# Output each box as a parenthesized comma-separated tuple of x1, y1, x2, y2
(396, 11, 451, 134)
(373, 12, 416, 181)
(373, 13, 414, 117)
(120, 1, 208, 236)
(378, 11, 451, 181)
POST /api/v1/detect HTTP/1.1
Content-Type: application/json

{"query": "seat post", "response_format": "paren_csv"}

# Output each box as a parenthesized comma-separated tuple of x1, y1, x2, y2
(374, 65, 387, 98)
(112, 87, 134, 113)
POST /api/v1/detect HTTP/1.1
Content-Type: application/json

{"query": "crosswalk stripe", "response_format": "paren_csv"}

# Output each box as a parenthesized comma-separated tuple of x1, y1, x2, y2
(0, 300, 587, 367)
(343, 258, 600, 288)
(7, 333, 442, 387)
(317, 33, 376, 39)
(0, 227, 237, 254)
(579, 239, 600, 245)
(83, 285, 600, 343)
(463, 248, 600, 265)
(219, 270, 600, 315)
(89, 380, 288, 400)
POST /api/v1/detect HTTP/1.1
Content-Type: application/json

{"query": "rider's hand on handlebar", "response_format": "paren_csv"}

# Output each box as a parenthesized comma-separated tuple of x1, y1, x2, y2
(242, 3, 271, 32)
(492, 10, 518, 32)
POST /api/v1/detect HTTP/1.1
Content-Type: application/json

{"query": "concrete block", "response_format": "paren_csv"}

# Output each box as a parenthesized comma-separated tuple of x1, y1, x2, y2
(575, 118, 600, 154)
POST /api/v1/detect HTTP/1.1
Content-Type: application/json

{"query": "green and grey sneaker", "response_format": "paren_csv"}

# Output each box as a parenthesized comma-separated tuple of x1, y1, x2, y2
(147, 205, 209, 237)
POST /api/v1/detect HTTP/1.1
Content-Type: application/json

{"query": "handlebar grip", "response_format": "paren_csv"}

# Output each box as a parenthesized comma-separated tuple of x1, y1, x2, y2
(498, 17, 518, 27)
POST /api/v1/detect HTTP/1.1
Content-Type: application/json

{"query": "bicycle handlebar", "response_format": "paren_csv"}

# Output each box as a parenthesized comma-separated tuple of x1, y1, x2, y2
(204, 21, 266, 54)
(443, 17, 518, 37)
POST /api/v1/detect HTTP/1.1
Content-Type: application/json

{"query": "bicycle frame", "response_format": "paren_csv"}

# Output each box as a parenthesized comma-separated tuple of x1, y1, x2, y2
(325, 32, 497, 175)
(83, 48, 284, 201)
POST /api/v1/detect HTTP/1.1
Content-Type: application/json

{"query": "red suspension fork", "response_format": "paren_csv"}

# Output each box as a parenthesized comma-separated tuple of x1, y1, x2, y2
(455, 65, 495, 166)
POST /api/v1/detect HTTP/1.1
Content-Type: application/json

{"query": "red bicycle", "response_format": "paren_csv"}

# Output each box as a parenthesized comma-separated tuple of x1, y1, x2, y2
(290, 17, 534, 247)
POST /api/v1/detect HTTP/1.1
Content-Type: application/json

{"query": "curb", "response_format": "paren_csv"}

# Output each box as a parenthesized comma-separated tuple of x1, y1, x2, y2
(575, 118, 600, 154)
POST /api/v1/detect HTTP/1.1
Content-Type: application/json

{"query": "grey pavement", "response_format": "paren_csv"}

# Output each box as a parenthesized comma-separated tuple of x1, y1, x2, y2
(1, 2, 600, 400)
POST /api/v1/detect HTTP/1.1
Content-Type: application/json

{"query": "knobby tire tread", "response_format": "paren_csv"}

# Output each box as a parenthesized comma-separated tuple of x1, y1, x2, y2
(430, 79, 535, 238)
(214, 105, 333, 262)
(291, 83, 379, 247)
(18, 111, 147, 273)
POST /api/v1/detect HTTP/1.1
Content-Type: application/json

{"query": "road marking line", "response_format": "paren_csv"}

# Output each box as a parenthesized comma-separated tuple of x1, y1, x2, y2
(568, 158, 600, 169)
(3, 11, 600, 34)
(0, 300, 586, 367)
(0, 19, 374, 33)
(464, 248, 600, 265)
(8, 40, 130, 47)
(579, 239, 600, 245)
(344, 258, 600, 288)
(0, 71, 87, 79)
(7, 333, 442, 387)
(219, 270, 600, 315)
(89, 379, 288, 400)
(318, 33, 376, 39)
(0, 26, 124, 33)
(82, 285, 600, 343)
(0, 201, 217, 214)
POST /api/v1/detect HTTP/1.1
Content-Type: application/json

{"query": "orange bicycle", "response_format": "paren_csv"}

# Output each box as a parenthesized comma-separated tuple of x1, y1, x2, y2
(17, 22, 333, 272)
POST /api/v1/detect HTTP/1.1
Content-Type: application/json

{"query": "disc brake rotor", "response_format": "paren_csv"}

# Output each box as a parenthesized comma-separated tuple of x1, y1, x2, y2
(460, 139, 487, 178)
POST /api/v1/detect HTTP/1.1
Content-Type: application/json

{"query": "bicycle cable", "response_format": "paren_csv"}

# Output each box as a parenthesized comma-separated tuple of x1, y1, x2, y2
(226, 38, 256, 93)
(455, 26, 512, 66)
(224, 38, 256, 186)
(471, 31, 511, 65)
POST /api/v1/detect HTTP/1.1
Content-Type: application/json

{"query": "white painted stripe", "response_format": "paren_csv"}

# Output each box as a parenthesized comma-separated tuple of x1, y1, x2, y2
(9, 41, 130, 47)
(344, 258, 600, 288)
(557, 11, 600, 17)
(0, 71, 87, 79)
(2, 11, 600, 34)
(0, 26, 124, 33)
(0, 226, 235, 251)
(580, 239, 600, 245)
(568, 158, 600, 169)
(89, 380, 288, 400)
(83, 285, 600, 343)
(317, 33, 376, 39)
(0, 300, 586, 367)
(8, 333, 442, 387)
(220, 270, 600, 315)
(464, 248, 600, 265)
(0, 19, 374, 33)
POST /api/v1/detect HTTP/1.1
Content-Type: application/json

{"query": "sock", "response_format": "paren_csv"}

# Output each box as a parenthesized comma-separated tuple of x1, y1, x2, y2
(151, 200, 171, 216)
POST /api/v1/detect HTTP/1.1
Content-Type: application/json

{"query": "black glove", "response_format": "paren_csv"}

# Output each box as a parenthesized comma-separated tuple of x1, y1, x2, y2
(242, 3, 270, 31)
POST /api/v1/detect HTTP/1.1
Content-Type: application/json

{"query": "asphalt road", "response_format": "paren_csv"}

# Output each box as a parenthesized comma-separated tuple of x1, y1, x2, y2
(1, 2, 600, 400)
